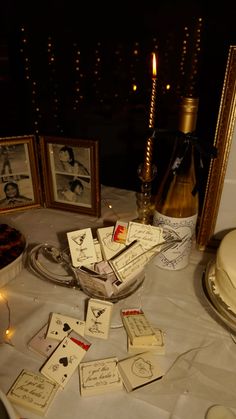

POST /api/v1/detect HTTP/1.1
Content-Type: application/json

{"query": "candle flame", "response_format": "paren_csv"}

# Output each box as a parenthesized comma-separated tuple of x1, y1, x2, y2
(152, 53, 157, 77)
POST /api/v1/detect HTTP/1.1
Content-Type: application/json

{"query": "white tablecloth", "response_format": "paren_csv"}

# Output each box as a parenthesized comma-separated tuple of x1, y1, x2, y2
(1, 185, 236, 419)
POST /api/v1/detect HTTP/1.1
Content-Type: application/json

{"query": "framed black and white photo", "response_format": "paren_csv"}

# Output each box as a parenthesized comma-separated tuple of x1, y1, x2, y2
(39, 136, 101, 216)
(0, 135, 41, 214)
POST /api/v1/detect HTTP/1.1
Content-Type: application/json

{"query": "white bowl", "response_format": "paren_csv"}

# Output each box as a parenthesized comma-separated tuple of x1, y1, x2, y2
(0, 248, 26, 288)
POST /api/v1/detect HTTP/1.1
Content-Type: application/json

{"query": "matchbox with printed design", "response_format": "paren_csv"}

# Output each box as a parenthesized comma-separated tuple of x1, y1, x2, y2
(127, 328, 165, 354)
(84, 298, 113, 340)
(79, 357, 123, 396)
(118, 352, 164, 392)
(121, 308, 157, 345)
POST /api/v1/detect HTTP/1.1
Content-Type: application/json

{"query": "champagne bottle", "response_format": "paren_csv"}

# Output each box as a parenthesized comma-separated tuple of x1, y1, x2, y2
(153, 96, 199, 270)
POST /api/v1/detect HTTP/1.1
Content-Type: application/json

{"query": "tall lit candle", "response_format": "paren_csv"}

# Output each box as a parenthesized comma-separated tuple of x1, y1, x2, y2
(142, 52, 158, 181)
(148, 52, 157, 129)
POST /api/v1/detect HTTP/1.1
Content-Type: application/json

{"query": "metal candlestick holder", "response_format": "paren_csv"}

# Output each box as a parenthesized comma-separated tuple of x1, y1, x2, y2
(136, 163, 157, 225)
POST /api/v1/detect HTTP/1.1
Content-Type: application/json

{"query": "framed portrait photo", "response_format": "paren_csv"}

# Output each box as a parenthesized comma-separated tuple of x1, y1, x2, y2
(0, 135, 41, 214)
(39, 136, 101, 217)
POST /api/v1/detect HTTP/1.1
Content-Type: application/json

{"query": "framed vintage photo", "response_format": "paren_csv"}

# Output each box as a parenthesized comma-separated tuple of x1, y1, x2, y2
(0, 135, 41, 214)
(39, 136, 101, 216)
(197, 45, 236, 250)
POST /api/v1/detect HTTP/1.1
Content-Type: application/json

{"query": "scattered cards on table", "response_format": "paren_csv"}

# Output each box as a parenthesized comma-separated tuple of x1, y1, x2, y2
(6, 219, 167, 417)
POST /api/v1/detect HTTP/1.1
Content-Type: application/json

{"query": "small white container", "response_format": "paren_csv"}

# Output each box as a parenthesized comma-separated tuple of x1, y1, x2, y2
(0, 250, 25, 288)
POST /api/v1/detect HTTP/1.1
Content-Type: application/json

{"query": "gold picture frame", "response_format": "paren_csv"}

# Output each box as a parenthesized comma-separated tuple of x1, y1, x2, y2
(0, 135, 41, 214)
(39, 136, 101, 217)
(197, 45, 236, 249)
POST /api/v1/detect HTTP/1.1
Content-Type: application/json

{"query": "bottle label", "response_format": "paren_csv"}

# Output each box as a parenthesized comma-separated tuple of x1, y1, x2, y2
(152, 211, 197, 270)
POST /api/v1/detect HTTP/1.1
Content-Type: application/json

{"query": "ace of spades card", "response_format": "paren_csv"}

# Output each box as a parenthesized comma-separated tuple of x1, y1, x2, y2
(46, 312, 85, 341)
(40, 331, 91, 388)
(84, 298, 113, 340)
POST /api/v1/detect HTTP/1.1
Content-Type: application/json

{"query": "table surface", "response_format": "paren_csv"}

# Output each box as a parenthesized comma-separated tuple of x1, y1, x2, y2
(1, 185, 236, 419)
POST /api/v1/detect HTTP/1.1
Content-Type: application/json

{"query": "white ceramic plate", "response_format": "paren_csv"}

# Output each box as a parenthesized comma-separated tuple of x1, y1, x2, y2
(202, 259, 236, 333)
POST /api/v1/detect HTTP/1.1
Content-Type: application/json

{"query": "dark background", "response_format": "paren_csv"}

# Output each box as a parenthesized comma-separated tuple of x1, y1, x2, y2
(0, 1, 236, 204)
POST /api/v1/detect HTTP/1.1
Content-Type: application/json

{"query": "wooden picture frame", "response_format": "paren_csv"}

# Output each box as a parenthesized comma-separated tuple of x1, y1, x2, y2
(197, 45, 236, 250)
(0, 135, 41, 214)
(39, 136, 101, 217)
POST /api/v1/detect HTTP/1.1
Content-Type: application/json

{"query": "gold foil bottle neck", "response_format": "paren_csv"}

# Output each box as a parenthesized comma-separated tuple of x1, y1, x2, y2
(178, 97, 199, 133)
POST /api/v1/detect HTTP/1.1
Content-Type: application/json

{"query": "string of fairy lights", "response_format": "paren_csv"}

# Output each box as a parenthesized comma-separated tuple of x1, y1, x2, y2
(19, 26, 42, 135)
(161, 50, 169, 96)
(113, 42, 124, 104)
(176, 25, 190, 96)
(93, 41, 103, 105)
(47, 35, 64, 134)
(0, 292, 13, 346)
(176, 17, 203, 97)
(72, 43, 84, 111)
(129, 41, 140, 97)
(187, 16, 203, 97)
(18, 21, 203, 132)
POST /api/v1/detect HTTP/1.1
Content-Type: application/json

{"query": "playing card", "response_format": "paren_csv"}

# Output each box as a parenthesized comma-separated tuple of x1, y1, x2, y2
(28, 323, 60, 357)
(40, 331, 91, 388)
(84, 298, 113, 340)
(46, 312, 85, 341)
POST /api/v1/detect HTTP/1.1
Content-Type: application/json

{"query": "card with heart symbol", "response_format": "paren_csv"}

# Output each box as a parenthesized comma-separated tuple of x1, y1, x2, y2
(46, 312, 85, 341)
(40, 331, 91, 388)
(28, 323, 60, 357)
